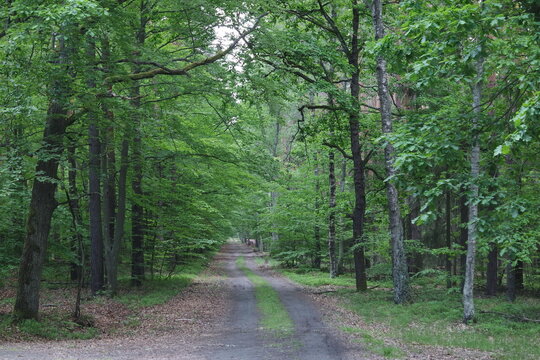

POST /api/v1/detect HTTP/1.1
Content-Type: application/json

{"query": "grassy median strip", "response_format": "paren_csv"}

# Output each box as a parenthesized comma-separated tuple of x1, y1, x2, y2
(236, 256, 294, 337)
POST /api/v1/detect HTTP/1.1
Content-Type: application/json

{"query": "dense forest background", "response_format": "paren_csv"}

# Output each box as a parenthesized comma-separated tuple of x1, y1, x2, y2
(0, 0, 539, 326)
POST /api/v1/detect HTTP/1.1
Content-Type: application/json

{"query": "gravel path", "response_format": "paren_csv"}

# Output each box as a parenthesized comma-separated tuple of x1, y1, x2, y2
(0, 243, 360, 360)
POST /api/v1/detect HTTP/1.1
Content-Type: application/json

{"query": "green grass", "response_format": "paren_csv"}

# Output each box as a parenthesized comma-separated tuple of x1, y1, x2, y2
(117, 253, 214, 309)
(347, 290, 540, 360)
(0, 313, 98, 341)
(254, 256, 280, 268)
(279, 269, 357, 287)
(341, 326, 404, 358)
(280, 269, 540, 360)
(236, 256, 294, 337)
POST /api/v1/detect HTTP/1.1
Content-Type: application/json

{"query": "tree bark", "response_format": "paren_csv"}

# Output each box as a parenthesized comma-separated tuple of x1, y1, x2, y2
(13, 35, 72, 320)
(463, 54, 484, 323)
(67, 144, 82, 282)
(87, 39, 104, 295)
(328, 151, 337, 278)
(370, 0, 409, 303)
(337, 157, 347, 275)
(130, 8, 147, 286)
(506, 259, 516, 302)
(459, 193, 468, 287)
(108, 139, 128, 295)
(446, 190, 453, 289)
(486, 243, 498, 295)
(349, 0, 368, 291)
(313, 153, 321, 269)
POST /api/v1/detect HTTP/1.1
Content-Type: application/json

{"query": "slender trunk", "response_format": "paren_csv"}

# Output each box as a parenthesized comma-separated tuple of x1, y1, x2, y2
(486, 244, 498, 295)
(313, 153, 321, 269)
(131, 10, 147, 286)
(349, 0, 367, 291)
(349, 107, 368, 291)
(67, 145, 82, 282)
(270, 121, 280, 245)
(506, 258, 516, 302)
(446, 190, 453, 289)
(109, 139, 128, 295)
(337, 157, 347, 275)
(328, 151, 337, 278)
(515, 261, 524, 290)
(407, 197, 423, 274)
(65, 159, 85, 319)
(88, 40, 104, 295)
(13, 35, 72, 320)
(459, 193, 468, 287)
(131, 104, 145, 286)
(371, 0, 409, 303)
(463, 54, 484, 323)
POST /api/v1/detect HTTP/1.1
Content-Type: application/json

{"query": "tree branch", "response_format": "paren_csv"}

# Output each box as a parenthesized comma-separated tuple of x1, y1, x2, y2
(105, 13, 267, 84)
(322, 141, 353, 160)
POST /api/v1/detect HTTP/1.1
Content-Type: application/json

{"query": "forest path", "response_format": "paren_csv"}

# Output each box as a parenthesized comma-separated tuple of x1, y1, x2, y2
(0, 242, 362, 360)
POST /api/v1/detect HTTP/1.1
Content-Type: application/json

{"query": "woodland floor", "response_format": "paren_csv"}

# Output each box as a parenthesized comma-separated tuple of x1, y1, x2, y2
(0, 243, 498, 359)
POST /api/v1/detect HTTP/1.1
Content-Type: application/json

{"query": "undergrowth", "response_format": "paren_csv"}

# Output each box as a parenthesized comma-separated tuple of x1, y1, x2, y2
(0, 251, 217, 341)
(279, 266, 540, 360)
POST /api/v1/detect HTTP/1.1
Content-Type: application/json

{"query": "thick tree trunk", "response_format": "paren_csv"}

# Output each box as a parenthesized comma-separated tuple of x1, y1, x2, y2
(463, 55, 484, 323)
(371, 0, 409, 303)
(328, 151, 337, 278)
(13, 36, 72, 320)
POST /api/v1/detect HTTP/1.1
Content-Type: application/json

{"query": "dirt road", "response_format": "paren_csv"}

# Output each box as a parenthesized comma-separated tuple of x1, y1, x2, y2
(0, 243, 362, 360)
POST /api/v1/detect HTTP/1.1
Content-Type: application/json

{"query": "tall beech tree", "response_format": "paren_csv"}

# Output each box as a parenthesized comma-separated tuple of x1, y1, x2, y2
(369, 0, 410, 304)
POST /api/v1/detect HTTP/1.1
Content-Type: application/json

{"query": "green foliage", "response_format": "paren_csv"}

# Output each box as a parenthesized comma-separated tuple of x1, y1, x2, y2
(0, 314, 98, 341)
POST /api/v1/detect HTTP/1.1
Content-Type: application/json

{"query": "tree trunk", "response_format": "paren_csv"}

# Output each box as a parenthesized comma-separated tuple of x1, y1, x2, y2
(108, 139, 128, 295)
(486, 243, 498, 296)
(459, 193, 468, 287)
(446, 190, 453, 289)
(130, 12, 147, 286)
(313, 153, 321, 269)
(463, 54, 484, 324)
(348, 0, 367, 291)
(13, 35, 72, 320)
(371, 0, 409, 303)
(67, 145, 82, 282)
(515, 261, 524, 290)
(131, 97, 145, 286)
(407, 196, 423, 274)
(506, 259, 516, 302)
(328, 151, 337, 278)
(87, 40, 104, 295)
(337, 157, 347, 275)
